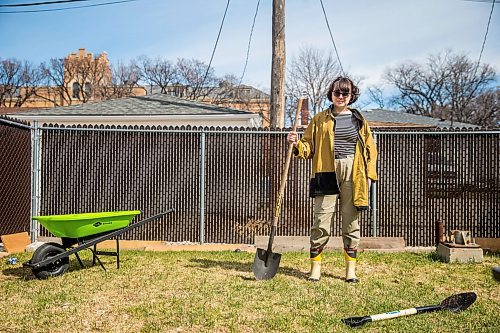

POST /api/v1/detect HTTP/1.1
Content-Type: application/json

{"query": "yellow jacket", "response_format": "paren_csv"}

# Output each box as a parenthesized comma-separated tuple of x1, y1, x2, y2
(293, 107, 378, 210)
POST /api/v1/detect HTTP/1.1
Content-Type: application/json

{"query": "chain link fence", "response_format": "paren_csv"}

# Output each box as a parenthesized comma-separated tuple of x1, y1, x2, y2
(1, 118, 499, 246)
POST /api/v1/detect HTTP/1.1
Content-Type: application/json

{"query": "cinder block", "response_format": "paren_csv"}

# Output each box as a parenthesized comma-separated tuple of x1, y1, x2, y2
(475, 238, 500, 252)
(254, 236, 406, 252)
(359, 237, 406, 249)
(26, 241, 47, 253)
(437, 243, 483, 263)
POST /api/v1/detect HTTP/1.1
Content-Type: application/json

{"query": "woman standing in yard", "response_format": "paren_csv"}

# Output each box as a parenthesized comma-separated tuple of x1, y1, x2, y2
(287, 76, 378, 282)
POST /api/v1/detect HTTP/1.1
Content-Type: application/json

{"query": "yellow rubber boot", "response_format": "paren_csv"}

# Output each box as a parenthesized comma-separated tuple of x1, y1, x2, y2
(344, 248, 359, 283)
(308, 253, 322, 281)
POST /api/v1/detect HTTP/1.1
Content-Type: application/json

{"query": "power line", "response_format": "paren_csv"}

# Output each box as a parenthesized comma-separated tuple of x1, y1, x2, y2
(200, 0, 231, 94)
(319, 0, 345, 76)
(238, 0, 260, 87)
(473, 0, 496, 76)
(0, 0, 136, 13)
(0, 0, 94, 7)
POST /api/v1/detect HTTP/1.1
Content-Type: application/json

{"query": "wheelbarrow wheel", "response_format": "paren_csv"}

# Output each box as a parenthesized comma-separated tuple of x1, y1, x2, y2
(31, 243, 69, 279)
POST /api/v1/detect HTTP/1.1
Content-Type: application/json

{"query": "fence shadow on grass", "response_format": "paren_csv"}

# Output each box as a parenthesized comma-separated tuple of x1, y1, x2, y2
(188, 258, 344, 281)
(2, 266, 36, 280)
(2, 258, 109, 280)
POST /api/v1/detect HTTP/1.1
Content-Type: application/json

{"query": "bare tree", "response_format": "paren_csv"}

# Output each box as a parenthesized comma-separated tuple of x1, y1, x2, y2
(366, 85, 386, 109)
(466, 88, 499, 127)
(137, 56, 177, 94)
(285, 47, 341, 125)
(444, 53, 496, 125)
(38, 58, 71, 106)
(0, 58, 42, 107)
(208, 74, 239, 104)
(98, 61, 143, 100)
(176, 58, 218, 100)
(208, 75, 271, 125)
(65, 52, 111, 103)
(385, 50, 497, 125)
(38, 52, 111, 106)
(0, 58, 23, 107)
(385, 58, 447, 117)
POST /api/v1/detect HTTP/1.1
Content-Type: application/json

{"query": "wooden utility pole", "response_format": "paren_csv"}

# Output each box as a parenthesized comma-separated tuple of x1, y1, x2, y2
(270, 0, 285, 128)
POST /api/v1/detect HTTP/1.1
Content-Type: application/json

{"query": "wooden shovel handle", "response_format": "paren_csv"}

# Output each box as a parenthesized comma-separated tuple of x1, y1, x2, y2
(272, 98, 304, 226)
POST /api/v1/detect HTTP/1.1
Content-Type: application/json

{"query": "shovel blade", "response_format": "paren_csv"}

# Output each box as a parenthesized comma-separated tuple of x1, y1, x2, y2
(440, 292, 477, 313)
(253, 248, 281, 280)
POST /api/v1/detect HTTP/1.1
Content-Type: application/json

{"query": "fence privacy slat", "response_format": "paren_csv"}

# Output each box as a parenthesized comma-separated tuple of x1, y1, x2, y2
(0, 122, 31, 235)
(1, 121, 499, 247)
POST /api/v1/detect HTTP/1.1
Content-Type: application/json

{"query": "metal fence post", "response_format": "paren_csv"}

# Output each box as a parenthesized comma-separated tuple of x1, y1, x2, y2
(30, 121, 42, 243)
(199, 130, 206, 244)
(372, 132, 378, 238)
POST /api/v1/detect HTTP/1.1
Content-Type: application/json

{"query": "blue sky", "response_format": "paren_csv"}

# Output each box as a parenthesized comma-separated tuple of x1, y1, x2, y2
(1, 0, 499, 103)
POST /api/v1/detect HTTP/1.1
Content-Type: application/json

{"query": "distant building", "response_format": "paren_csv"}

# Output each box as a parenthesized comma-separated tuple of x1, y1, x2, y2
(3, 49, 271, 125)
(148, 83, 271, 127)
(64, 48, 112, 102)
(6, 48, 146, 108)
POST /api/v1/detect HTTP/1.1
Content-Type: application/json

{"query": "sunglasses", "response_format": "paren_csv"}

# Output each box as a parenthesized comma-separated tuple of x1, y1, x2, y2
(333, 90, 351, 98)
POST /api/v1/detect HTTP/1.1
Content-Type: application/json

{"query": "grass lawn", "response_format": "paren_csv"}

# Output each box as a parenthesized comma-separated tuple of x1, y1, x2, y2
(1, 250, 499, 333)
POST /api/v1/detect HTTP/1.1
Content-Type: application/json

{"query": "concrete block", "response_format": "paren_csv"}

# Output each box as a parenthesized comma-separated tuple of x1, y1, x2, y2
(359, 237, 406, 249)
(26, 241, 47, 253)
(437, 243, 483, 263)
(36, 237, 62, 245)
(475, 238, 500, 252)
(254, 236, 406, 252)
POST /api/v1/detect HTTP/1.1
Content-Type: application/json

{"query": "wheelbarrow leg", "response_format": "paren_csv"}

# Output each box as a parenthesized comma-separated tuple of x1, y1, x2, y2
(92, 237, 120, 269)
(89, 247, 107, 271)
(75, 252, 85, 268)
(116, 238, 120, 269)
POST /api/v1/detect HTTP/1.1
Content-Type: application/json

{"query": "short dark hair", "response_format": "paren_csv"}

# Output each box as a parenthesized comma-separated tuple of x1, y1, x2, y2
(327, 76, 360, 105)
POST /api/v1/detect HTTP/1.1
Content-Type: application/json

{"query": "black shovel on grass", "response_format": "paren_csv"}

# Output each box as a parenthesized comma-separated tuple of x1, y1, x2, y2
(253, 97, 304, 280)
(341, 292, 477, 328)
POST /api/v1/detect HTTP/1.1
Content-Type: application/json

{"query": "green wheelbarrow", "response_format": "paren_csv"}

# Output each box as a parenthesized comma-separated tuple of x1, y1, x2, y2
(23, 209, 174, 279)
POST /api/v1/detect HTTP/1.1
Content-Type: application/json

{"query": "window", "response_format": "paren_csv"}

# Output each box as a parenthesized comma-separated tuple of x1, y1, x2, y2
(84, 82, 92, 98)
(72, 82, 80, 99)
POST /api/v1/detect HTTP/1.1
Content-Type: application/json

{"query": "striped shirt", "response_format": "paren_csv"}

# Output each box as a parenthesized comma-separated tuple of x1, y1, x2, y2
(333, 112, 358, 158)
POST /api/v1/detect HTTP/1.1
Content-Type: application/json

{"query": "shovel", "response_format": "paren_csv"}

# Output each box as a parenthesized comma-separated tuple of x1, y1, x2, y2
(253, 97, 304, 280)
(341, 292, 477, 328)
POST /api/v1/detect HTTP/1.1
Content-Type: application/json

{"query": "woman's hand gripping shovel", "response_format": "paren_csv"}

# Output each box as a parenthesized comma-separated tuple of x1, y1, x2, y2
(253, 97, 305, 280)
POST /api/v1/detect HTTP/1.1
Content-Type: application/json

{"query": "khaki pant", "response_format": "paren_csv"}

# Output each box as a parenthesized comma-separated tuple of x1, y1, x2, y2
(310, 155, 360, 251)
